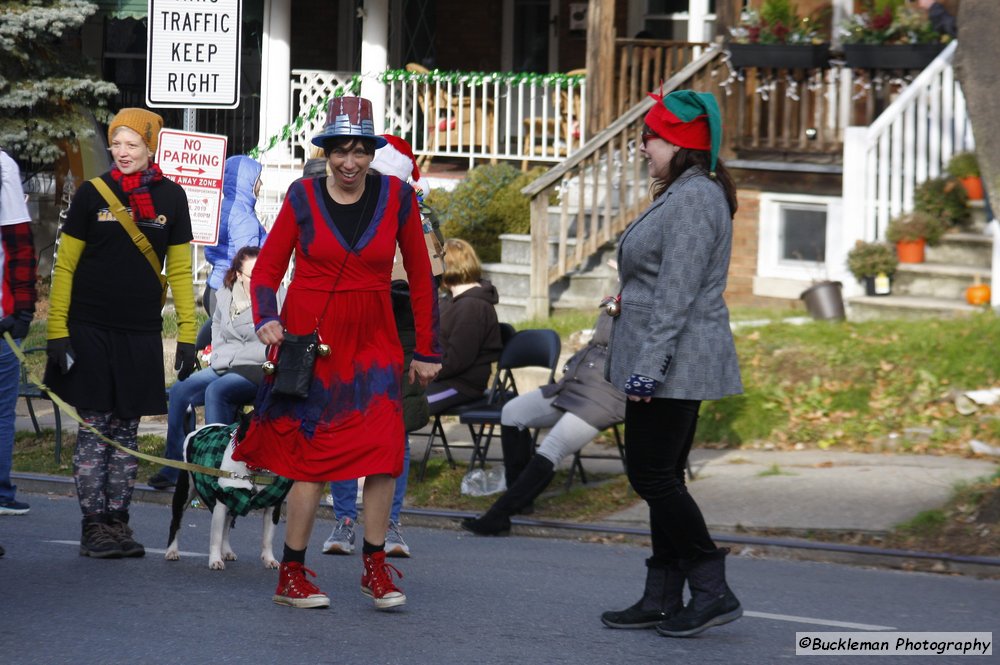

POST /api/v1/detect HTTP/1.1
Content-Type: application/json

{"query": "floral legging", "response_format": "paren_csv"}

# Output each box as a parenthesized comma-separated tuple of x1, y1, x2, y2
(74, 410, 140, 516)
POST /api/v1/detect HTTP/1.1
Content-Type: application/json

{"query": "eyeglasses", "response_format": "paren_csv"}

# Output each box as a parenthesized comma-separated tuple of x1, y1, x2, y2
(640, 132, 661, 149)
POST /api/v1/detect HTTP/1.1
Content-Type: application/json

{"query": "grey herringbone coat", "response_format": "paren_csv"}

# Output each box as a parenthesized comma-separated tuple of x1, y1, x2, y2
(607, 166, 742, 400)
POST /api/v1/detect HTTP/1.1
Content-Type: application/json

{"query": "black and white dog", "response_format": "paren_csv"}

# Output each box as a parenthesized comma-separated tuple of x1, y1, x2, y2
(165, 418, 292, 570)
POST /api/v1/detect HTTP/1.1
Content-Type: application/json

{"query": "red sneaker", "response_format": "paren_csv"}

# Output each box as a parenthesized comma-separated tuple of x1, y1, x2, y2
(361, 550, 406, 609)
(273, 561, 330, 609)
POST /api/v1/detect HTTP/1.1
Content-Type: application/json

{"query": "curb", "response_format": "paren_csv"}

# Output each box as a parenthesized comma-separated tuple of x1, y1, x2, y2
(13, 472, 1000, 578)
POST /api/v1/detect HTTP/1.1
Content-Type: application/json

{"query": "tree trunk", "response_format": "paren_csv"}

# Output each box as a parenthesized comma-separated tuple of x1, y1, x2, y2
(955, 0, 1000, 218)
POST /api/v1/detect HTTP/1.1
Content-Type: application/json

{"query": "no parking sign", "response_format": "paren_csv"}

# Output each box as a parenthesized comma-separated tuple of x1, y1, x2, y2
(156, 129, 228, 245)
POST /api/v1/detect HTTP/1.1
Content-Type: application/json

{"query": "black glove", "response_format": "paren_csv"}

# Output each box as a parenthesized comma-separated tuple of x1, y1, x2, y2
(46, 337, 75, 374)
(0, 310, 33, 340)
(175, 341, 197, 381)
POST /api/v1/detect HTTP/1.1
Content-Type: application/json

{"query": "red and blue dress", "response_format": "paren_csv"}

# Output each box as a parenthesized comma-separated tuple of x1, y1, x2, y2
(234, 174, 441, 482)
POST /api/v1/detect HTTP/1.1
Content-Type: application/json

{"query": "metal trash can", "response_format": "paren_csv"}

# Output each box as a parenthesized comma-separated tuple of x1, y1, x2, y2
(800, 281, 846, 321)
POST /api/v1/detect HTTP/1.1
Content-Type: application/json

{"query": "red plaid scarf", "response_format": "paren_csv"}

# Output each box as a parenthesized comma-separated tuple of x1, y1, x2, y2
(110, 163, 164, 221)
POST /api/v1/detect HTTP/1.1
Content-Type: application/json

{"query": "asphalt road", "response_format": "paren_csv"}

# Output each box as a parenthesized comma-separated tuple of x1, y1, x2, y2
(2, 492, 997, 665)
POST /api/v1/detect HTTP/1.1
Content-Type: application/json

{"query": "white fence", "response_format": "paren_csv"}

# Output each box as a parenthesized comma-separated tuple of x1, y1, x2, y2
(287, 69, 587, 169)
(839, 41, 975, 292)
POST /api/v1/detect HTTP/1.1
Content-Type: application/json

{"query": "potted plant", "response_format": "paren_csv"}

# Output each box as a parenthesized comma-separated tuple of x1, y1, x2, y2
(885, 210, 945, 263)
(839, 0, 950, 70)
(946, 152, 984, 201)
(847, 240, 898, 296)
(913, 176, 970, 229)
(728, 0, 830, 69)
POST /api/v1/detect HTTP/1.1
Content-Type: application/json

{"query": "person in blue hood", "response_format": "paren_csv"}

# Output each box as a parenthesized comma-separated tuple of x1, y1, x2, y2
(203, 155, 265, 315)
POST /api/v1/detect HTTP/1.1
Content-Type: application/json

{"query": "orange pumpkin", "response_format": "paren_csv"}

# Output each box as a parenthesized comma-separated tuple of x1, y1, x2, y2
(966, 278, 991, 306)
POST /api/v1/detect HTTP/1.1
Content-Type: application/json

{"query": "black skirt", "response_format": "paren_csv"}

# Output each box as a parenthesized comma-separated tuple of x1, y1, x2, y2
(44, 321, 167, 419)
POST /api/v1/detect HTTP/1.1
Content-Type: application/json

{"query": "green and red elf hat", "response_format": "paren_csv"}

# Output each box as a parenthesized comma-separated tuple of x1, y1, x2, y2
(644, 89, 722, 176)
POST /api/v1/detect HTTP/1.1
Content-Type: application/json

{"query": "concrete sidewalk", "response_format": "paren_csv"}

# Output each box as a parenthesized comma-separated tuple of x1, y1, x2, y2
(12, 397, 998, 539)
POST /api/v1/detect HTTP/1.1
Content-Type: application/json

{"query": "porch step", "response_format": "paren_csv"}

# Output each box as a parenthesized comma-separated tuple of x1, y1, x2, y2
(484, 246, 618, 323)
(892, 261, 990, 300)
(848, 294, 983, 322)
(925, 231, 992, 266)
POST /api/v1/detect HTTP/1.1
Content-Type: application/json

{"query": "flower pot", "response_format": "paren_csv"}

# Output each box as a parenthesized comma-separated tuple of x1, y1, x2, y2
(895, 238, 926, 263)
(727, 43, 831, 70)
(843, 43, 946, 70)
(800, 281, 846, 321)
(960, 176, 984, 201)
(863, 273, 892, 296)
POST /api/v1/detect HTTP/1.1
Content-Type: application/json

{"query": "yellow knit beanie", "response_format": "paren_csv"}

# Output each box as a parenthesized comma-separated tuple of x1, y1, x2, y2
(107, 108, 164, 153)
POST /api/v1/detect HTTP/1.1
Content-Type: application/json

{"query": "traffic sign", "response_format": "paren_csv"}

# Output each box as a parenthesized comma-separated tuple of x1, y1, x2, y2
(146, 0, 242, 109)
(156, 130, 228, 245)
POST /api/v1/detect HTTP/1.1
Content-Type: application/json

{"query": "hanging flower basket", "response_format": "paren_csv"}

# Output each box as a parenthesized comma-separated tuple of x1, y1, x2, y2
(842, 43, 946, 70)
(728, 43, 831, 70)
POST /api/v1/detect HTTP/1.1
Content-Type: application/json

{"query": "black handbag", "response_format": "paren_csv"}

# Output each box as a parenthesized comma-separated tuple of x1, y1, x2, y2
(270, 331, 320, 399)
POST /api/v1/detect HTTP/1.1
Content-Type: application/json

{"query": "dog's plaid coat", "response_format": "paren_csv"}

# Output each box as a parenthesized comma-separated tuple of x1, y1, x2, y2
(187, 423, 292, 517)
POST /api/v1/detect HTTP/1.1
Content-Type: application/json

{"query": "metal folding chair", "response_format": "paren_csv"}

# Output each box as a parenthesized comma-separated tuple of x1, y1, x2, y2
(457, 328, 561, 471)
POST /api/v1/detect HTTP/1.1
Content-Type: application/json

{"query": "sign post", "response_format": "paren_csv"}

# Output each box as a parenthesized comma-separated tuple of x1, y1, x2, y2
(156, 130, 228, 245)
(146, 0, 242, 109)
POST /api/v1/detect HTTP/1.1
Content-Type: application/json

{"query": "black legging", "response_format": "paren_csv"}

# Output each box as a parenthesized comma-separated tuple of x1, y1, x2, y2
(624, 398, 717, 563)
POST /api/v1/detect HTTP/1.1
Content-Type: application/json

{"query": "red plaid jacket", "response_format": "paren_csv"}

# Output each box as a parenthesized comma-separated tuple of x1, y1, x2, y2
(1, 222, 37, 316)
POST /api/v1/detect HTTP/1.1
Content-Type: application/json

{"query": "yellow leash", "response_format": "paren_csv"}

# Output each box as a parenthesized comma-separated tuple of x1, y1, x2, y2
(4, 331, 274, 484)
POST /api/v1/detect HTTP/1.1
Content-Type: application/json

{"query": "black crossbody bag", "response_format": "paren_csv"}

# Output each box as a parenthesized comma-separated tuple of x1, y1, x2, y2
(268, 183, 371, 399)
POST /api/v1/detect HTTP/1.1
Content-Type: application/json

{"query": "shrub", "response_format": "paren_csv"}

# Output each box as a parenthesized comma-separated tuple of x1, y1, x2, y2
(847, 240, 898, 280)
(946, 152, 980, 179)
(913, 176, 970, 228)
(885, 210, 945, 246)
(425, 164, 546, 262)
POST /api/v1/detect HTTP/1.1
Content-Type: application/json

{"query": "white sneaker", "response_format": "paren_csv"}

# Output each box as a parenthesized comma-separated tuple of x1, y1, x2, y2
(385, 520, 411, 558)
(322, 516, 356, 555)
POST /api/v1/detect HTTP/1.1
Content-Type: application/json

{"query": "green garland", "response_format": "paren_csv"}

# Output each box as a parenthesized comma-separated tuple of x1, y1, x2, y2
(379, 68, 585, 87)
(249, 69, 585, 159)
(248, 75, 363, 159)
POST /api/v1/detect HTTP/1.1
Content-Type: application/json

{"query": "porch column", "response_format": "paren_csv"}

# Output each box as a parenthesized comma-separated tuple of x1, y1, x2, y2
(258, 0, 292, 160)
(586, 0, 616, 131)
(361, 0, 389, 133)
(831, 0, 853, 49)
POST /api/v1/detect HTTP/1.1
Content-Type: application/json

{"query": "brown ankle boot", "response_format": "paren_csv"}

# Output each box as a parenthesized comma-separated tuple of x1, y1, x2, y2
(79, 514, 124, 559)
(107, 510, 145, 558)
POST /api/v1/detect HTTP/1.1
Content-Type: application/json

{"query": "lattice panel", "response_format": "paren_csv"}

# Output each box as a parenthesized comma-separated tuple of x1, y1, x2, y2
(291, 69, 359, 157)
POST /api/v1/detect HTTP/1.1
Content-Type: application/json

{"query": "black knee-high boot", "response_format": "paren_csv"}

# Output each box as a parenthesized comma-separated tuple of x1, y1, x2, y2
(500, 425, 534, 488)
(461, 455, 555, 536)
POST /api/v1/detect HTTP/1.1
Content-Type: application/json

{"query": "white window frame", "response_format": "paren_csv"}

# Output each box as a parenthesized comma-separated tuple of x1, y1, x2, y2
(753, 192, 843, 300)
(634, 0, 717, 43)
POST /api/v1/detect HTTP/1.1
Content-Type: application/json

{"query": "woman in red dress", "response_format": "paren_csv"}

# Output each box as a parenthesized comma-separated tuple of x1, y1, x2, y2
(235, 97, 441, 610)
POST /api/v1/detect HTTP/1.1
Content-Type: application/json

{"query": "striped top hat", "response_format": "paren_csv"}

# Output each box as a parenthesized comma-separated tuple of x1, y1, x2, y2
(311, 97, 388, 149)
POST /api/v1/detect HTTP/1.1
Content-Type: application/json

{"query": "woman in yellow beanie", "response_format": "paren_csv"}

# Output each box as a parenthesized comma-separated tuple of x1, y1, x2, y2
(45, 107, 198, 559)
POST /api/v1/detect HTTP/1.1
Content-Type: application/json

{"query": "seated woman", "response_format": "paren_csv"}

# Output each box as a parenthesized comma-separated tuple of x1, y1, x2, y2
(424, 238, 502, 414)
(461, 309, 625, 535)
(148, 246, 282, 488)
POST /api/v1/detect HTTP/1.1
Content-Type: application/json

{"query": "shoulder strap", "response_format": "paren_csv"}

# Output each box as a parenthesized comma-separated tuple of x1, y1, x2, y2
(89, 177, 163, 276)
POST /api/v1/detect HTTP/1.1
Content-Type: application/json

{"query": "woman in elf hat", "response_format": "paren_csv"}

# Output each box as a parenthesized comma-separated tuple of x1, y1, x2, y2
(234, 99, 442, 611)
(601, 90, 743, 638)
(45, 107, 198, 559)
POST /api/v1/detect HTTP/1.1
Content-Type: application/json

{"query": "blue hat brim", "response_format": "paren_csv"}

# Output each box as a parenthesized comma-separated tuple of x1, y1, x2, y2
(311, 130, 388, 150)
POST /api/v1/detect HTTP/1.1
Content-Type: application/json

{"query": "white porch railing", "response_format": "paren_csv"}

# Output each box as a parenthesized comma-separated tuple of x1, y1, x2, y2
(287, 69, 587, 168)
(839, 41, 975, 293)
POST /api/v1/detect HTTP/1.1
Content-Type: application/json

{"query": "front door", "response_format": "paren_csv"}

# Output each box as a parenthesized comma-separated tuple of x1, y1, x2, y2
(504, 0, 559, 72)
